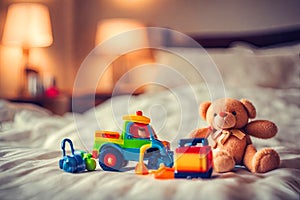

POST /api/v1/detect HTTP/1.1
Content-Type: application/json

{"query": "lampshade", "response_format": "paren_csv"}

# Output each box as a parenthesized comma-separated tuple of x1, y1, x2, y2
(2, 3, 53, 48)
(95, 18, 148, 54)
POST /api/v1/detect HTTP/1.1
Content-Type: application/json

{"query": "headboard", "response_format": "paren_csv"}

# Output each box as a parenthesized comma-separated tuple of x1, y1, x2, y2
(162, 26, 300, 48)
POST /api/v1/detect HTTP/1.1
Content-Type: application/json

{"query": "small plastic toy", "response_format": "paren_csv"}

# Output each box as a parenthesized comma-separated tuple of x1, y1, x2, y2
(92, 111, 173, 171)
(83, 152, 97, 171)
(136, 138, 213, 179)
(174, 138, 213, 178)
(59, 138, 96, 173)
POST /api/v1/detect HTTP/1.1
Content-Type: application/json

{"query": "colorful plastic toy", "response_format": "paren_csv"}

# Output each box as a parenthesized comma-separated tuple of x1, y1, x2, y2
(59, 138, 96, 173)
(92, 111, 173, 171)
(137, 138, 213, 179)
(84, 153, 97, 171)
(174, 138, 213, 178)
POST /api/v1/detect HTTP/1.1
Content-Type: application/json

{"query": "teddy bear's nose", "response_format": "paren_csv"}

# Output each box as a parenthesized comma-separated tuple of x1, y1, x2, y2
(219, 112, 227, 118)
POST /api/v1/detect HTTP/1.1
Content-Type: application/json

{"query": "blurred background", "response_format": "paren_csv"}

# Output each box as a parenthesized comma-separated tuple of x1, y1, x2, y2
(0, 0, 299, 114)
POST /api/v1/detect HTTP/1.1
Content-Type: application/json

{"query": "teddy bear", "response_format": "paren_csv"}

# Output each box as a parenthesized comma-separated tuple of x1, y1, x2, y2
(189, 98, 280, 173)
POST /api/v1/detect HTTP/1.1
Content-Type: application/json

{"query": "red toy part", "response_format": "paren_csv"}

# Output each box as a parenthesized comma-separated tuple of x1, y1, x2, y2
(96, 131, 120, 139)
(92, 150, 98, 158)
(103, 153, 117, 167)
(136, 110, 143, 116)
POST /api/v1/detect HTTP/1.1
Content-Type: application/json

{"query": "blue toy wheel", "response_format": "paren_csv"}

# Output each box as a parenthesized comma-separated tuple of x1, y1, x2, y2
(204, 168, 213, 178)
(99, 148, 124, 171)
(62, 156, 78, 173)
(122, 160, 129, 167)
(147, 150, 161, 169)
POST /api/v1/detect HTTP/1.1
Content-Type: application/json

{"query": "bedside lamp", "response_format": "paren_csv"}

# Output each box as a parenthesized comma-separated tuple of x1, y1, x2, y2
(95, 18, 148, 54)
(2, 3, 53, 96)
(95, 18, 153, 92)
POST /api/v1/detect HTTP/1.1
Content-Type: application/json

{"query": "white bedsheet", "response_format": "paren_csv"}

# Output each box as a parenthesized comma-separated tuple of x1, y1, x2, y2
(0, 85, 299, 200)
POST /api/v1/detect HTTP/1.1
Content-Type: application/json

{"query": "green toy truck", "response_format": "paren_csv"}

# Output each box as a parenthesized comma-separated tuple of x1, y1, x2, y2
(92, 111, 173, 171)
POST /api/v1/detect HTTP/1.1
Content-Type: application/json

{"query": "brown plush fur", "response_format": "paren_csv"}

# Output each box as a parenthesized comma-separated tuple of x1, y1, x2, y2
(190, 98, 280, 173)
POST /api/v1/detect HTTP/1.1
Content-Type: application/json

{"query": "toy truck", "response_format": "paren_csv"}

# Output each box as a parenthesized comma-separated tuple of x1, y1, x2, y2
(139, 138, 213, 179)
(92, 111, 173, 171)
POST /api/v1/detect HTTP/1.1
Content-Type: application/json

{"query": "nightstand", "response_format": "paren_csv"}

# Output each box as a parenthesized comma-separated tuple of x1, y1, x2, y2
(72, 90, 143, 113)
(6, 94, 71, 115)
(71, 93, 112, 113)
(5, 90, 143, 115)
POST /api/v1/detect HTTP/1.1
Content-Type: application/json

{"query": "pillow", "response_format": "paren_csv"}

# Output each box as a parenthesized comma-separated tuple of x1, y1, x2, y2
(227, 42, 300, 88)
(149, 48, 205, 92)
(151, 42, 300, 91)
(0, 99, 50, 123)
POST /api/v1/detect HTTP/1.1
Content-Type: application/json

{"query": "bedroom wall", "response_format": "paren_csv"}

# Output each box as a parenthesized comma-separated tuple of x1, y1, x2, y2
(72, 0, 300, 90)
(96, 0, 300, 34)
(72, 0, 300, 94)
(0, 0, 299, 97)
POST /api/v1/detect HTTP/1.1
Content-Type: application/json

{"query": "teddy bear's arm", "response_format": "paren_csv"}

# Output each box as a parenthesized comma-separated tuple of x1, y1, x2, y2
(246, 134, 252, 145)
(189, 127, 212, 138)
(244, 120, 278, 139)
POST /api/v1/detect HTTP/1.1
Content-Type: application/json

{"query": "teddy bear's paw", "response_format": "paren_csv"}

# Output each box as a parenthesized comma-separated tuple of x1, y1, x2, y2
(213, 150, 235, 173)
(252, 148, 280, 173)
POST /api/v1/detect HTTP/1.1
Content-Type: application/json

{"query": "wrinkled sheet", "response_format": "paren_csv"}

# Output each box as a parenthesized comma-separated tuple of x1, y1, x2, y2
(0, 85, 300, 200)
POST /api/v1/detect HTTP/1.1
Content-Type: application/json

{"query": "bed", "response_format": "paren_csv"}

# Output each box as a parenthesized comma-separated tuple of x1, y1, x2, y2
(0, 29, 300, 200)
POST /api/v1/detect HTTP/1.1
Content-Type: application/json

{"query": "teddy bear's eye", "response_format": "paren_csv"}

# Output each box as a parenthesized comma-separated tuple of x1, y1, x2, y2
(232, 111, 237, 116)
(213, 113, 217, 117)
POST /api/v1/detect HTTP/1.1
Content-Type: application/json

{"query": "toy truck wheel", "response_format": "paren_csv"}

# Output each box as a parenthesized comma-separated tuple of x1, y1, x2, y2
(147, 151, 161, 169)
(122, 160, 129, 167)
(204, 168, 213, 178)
(99, 148, 124, 171)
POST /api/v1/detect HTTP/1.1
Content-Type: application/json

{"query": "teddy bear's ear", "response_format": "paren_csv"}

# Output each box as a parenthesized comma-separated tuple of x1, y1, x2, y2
(199, 101, 211, 120)
(240, 99, 256, 119)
